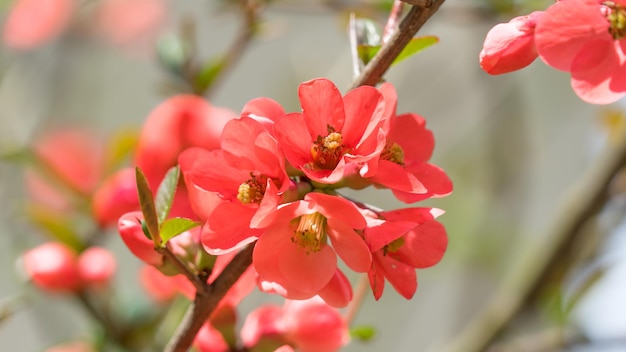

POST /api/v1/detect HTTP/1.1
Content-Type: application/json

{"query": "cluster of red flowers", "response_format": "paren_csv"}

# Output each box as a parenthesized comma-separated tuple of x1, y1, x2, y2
(117, 78, 451, 305)
(20, 77, 451, 352)
(480, 0, 626, 104)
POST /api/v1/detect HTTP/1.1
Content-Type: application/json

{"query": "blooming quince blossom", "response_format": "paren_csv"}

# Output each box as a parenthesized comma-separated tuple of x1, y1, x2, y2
(534, 0, 626, 103)
(274, 78, 386, 183)
(362, 83, 452, 203)
(363, 207, 447, 300)
(181, 117, 289, 254)
(480, 11, 543, 75)
(253, 192, 371, 303)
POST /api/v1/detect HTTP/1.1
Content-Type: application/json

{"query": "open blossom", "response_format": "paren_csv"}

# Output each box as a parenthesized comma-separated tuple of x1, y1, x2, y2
(181, 117, 290, 254)
(363, 207, 447, 300)
(362, 83, 452, 203)
(3, 0, 74, 49)
(253, 192, 371, 303)
(274, 78, 386, 184)
(534, 0, 626, 103)
(480, 11, 543, 75)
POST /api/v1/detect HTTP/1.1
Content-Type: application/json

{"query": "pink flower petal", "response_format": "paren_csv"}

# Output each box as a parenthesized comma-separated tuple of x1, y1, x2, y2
(327, 219, 372, 273)
(535, 0, 609, 71)
(298, 78, 345, 136)
(378, 254, 417, 299)
(317, 269, 353, 308)
(341, 85, 385, 147)
(306, 192, 366, 229)
(570, 39, 624, 104)
(278, 244, 337, 294)
(392, 220, 448, 268)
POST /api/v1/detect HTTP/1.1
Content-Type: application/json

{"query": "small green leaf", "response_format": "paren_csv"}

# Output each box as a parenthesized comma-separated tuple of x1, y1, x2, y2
(195, 58, 225, 94)
(358, 35, 439, 66)
(155, 165, 180, 225)
(393, 35, 439, 65)
(157, 34, 190, 76)
(103, 129, 139, 174)
(135, 167, 160, 247)
(159, 218, 200, 246)
(350, 325, 376, 341)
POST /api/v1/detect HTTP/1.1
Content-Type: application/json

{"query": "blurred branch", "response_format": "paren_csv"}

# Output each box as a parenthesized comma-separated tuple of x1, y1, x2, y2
(163, 243, 254, 352)
(201, 0, 260, 97)
(345, 274, 370, 325)
(350, 0, 445, 89)
(440, 124, 626, 352)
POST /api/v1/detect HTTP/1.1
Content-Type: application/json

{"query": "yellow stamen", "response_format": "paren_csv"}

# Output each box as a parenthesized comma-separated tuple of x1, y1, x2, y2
(381, 140, 405, 165)
(292, 212, 327, 253)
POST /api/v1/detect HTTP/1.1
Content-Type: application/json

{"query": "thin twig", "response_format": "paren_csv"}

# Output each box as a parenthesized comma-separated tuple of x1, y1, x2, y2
(350, 0, 445, 89)
(75, 291, 126, 346)
(344, 274, 370, 325)
(164, 243, 255, 352)
(203, 0, 260, 97)
(159, 245, 208, 293)
(440, 125, 626, 352)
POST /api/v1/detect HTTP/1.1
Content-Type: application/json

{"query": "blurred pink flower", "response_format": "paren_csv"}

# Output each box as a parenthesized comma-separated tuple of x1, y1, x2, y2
(3, 0, 74, 49)
(93, 0, 166, 48)
(91, 168, 139, 228)
(22, 242, 81, 293)
(77, 247, 116, 288)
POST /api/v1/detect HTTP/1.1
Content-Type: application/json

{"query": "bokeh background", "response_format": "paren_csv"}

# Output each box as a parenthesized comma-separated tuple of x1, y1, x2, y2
(2, 0, 625, 351)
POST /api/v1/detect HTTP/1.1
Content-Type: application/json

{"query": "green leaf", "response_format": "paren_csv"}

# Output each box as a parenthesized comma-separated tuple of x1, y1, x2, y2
(358, 35, 439, 66)
(157, 34, 190, 76)
(135, 167, 160, 247)
(103, 129, 139, 174)
(155, 165, 180, 225)
(393, 35, 439, 65)
(159, 218, 200, 246)
(350, 325, 376, 342)
(25, 205, 84, 252)
(195, 58, 225, 94)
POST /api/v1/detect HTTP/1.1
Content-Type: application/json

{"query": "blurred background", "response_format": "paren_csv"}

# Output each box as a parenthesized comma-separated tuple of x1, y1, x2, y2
(2, 0, 626, 351)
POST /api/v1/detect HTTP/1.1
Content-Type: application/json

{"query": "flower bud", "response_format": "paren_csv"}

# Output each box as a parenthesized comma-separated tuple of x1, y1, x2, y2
(91, 168, 139, 228)
(77, 247, 116, 288)
(117, 211, 163, 266)
(21, 242, 81, 293)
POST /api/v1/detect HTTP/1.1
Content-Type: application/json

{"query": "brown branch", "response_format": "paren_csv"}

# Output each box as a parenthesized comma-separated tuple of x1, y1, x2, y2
(202, 0, 260, 97)
(350, 0, 445, 89)
(164, 243, 255, 352)
(440, 125, 626, 352)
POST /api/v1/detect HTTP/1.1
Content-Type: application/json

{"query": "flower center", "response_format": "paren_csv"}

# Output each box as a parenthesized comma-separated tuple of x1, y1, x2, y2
(604, 2, 626, 39)
(237, 174, 268, 204)
(292, 212, 327, 253)
(380, 140, 405, 165)
(310, 126, 345, 170)
(383, 236, 405, 256)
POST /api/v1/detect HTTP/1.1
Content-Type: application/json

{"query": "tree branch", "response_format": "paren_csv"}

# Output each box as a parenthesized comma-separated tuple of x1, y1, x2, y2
(163, 243, 255, 352)
(350, 0, 445, 89)
(440, 125, 626, 352)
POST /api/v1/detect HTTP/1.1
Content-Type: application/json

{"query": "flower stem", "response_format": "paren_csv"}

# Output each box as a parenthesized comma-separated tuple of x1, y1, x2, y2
(344, 274, 370, 325)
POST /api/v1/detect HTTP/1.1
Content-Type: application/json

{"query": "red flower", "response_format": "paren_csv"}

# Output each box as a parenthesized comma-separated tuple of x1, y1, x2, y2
(181, 117, 289, 254)
(91, 168, 139, 228)
(77, 247, 116, 288)
(363, 207, 447, 300)
(253, 192, 370, 303)
(535, 0, 626, 103)
(480, 11, 543, 75)
(363, 83, 452, 203)
(274, 78, 386, 184)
